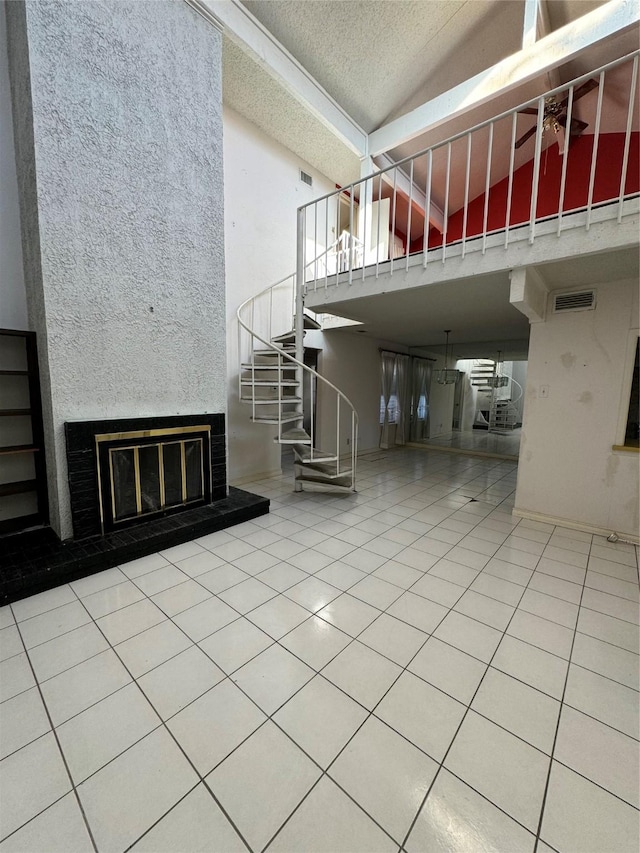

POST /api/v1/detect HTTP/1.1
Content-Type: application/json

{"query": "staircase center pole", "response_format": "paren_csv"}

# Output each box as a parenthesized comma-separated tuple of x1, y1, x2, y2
(295, 208, 306, 493)
(296, 209, 305, 368)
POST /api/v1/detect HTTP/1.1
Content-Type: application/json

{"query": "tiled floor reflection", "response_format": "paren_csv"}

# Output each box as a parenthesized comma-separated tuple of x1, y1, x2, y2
(417, 428, 522, 459)
(0, 447, 638, 852)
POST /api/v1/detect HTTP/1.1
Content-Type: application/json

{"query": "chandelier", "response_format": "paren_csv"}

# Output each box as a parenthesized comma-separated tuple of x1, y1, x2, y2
(435, 330, 458, 385)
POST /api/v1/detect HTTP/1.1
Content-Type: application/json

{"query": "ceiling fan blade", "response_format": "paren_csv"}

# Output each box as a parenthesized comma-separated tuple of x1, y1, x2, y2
(515, 124, 538, 149)
(569, 117, 589, 136)
(555, 79, 598, 114)
(572, 78, 599, 103)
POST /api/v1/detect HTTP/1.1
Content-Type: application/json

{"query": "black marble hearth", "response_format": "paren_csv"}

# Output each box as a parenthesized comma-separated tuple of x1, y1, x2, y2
(0, 487, 269, 605)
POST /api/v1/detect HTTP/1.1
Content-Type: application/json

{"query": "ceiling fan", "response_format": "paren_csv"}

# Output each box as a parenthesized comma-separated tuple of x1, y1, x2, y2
(514, 78, 599, 149)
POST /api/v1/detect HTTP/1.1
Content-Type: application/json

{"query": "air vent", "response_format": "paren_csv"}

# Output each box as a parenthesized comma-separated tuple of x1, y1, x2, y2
(299, 170, 313, 187)
(553, 290, 596, 313)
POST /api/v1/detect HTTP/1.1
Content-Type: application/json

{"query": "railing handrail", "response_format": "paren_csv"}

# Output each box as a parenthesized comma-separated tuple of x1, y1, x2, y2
(298, 49, 640, 212)
(237, 286, 359, 425)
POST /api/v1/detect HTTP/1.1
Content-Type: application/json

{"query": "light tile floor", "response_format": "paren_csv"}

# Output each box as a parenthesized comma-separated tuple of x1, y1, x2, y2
(0, 447, 638, 852)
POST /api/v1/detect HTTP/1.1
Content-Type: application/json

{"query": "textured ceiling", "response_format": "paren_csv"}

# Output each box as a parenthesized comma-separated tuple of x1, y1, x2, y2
(222, 39, 361, 187)
(240, 0, 613, 134)
(242, 0, 522, 132)
(223, 0, 629, 188)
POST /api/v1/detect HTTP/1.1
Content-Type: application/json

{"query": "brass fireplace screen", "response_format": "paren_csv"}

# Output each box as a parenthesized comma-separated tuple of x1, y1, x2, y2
(95, 426, 211, 531)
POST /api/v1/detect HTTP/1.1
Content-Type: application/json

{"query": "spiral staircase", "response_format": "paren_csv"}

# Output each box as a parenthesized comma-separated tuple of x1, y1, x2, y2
(470, 358, 523, 433)
(237, 266, 358, 493)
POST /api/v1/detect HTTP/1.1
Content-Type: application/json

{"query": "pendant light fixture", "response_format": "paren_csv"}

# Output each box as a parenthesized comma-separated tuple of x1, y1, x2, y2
(435, 330, 458, 385)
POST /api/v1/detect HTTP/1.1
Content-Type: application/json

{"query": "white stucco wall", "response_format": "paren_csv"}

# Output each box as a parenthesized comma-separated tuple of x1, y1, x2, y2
(515, 278, 639, 539)
(223, 106, 336, 483)
(6, 0, 226, 538)
(0, 1, 27, 330)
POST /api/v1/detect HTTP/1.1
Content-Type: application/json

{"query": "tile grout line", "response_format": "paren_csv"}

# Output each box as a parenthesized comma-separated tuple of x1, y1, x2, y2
(64, 586, 257, 853)
(4, 603, 100, 853)
(398, 532, 551, 849)
(263, 467, 530, 848)
(532, 531, 592, 852)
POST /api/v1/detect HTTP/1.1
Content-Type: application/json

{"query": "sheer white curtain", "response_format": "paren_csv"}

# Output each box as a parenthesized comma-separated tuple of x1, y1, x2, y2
(379, 351, 396, 448)
(410, 358, 430, 441)
(395, 354, 411, 445)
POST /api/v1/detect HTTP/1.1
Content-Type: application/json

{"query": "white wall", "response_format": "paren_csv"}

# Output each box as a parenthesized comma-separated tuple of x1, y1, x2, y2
(223, 107, 336, 483)
(310, 331, 411, 455)
(511, 360, 528, 424)
(0, 1, 27, 330)
(515, 278, 639, 539)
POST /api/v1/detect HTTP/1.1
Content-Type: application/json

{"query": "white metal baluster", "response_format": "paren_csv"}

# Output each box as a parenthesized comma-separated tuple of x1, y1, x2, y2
(505, 114, 517, 247)
(442, 142, 452, 263)
(619, 55, 638, 221)
(250, 300, 256, 424)
(557, 85, 574, 235)
(482, 123, 494, 254)
(351, 410, 356, 490)
(375, 174, 382, 278)
(313, 203, 318, 290)
(361, 179, 367, 281)
(335, 197, 340, 287)
(462, 133, 472, 258)
(586, 71, 606, 230)
(310, 369, 315, 461)
(423, 150, 432, 268)
(324, 200, 329, 289)
(529, 97, 545, 244)
(237, 312, 242, 400)
(390, 168, 398, 275)
(406, 160, 414, 271)
(348, 191, 355, 283)
(268, 285, 273, 346)
(336, 395, 341, 474)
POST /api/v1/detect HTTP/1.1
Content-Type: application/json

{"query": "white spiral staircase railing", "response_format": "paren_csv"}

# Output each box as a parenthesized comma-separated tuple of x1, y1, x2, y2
(237, 249, 359, 492)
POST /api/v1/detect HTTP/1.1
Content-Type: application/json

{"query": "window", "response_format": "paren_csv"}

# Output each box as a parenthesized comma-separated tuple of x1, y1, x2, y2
(624, 339, 639, 448)
(380, 392, 398, 424)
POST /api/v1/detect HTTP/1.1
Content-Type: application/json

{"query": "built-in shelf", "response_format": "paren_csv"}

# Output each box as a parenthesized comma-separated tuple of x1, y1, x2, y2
(0, 445, 40, 456)
(0, 479, 37, 498)
(0, 329, 48, 535)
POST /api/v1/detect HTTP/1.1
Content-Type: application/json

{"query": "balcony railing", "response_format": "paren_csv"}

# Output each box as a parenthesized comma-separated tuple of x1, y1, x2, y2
(298, 51, 639, 294)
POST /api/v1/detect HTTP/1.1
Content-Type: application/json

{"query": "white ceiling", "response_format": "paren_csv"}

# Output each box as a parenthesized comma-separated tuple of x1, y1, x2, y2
(240, 1, 616, 134)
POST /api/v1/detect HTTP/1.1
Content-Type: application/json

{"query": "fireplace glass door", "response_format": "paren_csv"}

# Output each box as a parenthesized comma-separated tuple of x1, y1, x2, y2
(96, 427, 211, 531)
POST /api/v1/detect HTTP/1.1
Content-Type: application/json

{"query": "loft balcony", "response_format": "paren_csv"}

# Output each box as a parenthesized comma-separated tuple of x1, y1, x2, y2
(300, 52, 639, 316)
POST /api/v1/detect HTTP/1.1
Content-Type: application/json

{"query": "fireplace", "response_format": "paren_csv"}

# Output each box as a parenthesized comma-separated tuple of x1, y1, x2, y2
(65, 415, 226, 539)
(96, 426, 211, 532)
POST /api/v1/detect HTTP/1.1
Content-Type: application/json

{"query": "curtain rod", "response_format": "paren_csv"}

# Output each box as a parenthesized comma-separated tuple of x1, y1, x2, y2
(379, 347, 436, 362)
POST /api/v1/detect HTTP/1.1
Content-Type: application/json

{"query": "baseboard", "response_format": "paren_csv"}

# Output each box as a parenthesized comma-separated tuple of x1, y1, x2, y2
(513, 507, 640, 544)
(231, 468, 283, 486)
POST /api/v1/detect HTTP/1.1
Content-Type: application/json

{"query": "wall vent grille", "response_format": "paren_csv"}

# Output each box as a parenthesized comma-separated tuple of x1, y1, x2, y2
(553, 290, 596, 313)
(300, 170, 313, 187)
